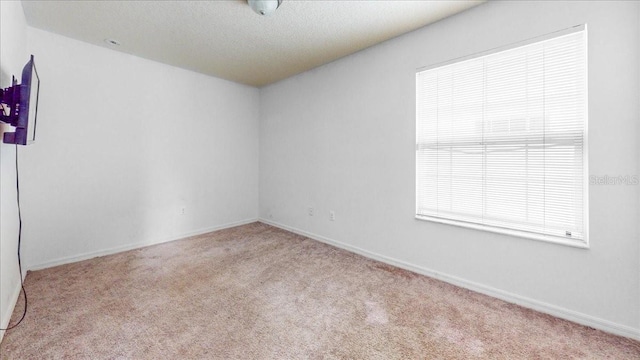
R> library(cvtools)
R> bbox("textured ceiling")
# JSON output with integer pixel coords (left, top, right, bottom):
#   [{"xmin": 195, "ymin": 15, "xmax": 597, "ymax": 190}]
[{"xmin": 21, "ymin": 0, "xmax": 483, "ymax": 87}]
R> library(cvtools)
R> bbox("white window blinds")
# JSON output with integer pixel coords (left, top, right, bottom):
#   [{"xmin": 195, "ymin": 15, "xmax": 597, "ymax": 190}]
[{"xmin": 416, "ymin": 26, "xmax": 588, "ymax": 246}]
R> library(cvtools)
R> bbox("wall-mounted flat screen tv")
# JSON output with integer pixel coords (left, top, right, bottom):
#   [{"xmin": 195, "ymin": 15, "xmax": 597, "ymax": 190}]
[{"xmin": 1, "ymin": 55, "xmax": 40, "ymax": 145}]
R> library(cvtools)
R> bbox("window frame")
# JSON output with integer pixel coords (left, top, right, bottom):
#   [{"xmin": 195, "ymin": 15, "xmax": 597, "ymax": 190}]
[{"xmin": 414, "ymin": 24, "xmax": 589, "ymax": 249}]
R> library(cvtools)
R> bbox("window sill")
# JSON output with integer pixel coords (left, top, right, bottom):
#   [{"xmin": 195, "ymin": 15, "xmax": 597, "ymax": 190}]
[{"xmin": 415, "ymin": 215, "xmax": 589, "ymax": 249}]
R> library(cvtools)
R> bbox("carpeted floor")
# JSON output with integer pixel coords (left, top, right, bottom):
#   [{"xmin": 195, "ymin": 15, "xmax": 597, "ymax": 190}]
[{"xmin": 1, "ymin": 223, "xmax": 639, "ymax": 359}]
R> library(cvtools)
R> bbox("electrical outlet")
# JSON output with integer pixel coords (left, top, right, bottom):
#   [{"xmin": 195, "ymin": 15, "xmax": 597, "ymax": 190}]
[
  {"xmin": 308, "ymin": 207, "xmax": 314, "ymax": 216},
  {"xmin": 180, "ymin": 206, "xmax": 186, "ymax": 215},
  {"xmin": 330, "ymin": 211, "xmax": 335, "ymax": 221}
]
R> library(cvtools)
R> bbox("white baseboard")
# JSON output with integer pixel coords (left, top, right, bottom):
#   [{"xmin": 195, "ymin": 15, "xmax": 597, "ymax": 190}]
[
  {"xmin": 0, "ymin": 279, "xmax": 23, "ymax": 343},
  {"xmin": 259, "ymin": 218, "xmax": 640, "ymax": 341},
  {"xmin": 29, "ymin": 218, "xmax": 258, "ymax": 271}
]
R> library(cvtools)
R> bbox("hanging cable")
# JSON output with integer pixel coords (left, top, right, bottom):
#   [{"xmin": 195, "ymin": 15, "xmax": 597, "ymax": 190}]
[{"xmin": 1, "ymin": 144, "xmax": 28, "ymax": 331}]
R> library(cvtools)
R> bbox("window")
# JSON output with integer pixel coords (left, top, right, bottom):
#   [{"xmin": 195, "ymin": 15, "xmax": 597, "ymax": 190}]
[{"xmin": 415, "ymin": 25, "xmax": 588, "ymax": 247}]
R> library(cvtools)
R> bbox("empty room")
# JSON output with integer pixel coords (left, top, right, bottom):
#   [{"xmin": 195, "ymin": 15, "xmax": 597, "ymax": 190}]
[{"xmin": 1, "ymin": 0, "xmax": 639, "ymax": 358}]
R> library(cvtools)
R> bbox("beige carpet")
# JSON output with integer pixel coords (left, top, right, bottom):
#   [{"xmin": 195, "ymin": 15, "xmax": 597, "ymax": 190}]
[{"xmin": 1, "ymin": 223, "xmax": 639, "ymax": 359}]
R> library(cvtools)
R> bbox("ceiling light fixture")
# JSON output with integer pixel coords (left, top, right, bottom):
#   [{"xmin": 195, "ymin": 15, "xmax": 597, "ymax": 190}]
[{"xmin": 248, "ymin": 0, "xmax": 282, "ymax": 16}]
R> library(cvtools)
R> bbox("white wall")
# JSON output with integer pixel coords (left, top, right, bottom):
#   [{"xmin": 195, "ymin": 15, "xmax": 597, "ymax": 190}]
[
  {"xmin": 0, "ymin": 0, "xmax": 28, "ymax": 340},
  {"xmin": 260, "ymin": 1, "xmax": 640, "ymax": 338},
  {"xmin": 21, "ymin": 28, "xmax": 259, "ymax": 269}
]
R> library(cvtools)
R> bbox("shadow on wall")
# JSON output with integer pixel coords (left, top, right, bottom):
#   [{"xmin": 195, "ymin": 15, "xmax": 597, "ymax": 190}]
[{"xmin": 1, "ymin": 68, "xmax": 12, "ymax": 138}]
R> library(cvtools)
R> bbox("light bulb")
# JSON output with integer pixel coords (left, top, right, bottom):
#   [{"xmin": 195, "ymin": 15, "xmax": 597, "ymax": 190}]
[{"xmin": 248, "ymin": 0, "xmax": 282, "ymax": 16}]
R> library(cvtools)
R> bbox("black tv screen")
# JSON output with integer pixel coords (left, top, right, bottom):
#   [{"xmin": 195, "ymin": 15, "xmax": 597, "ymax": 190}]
[{"xmin": 24, "ymin": 55, "xmax": 40, "ymax": 144}]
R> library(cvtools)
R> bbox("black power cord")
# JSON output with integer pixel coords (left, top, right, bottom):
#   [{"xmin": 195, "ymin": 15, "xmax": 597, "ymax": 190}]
[{"xmin": 1, "ymin": 144, "xmax": 28, "ymax": 331}]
